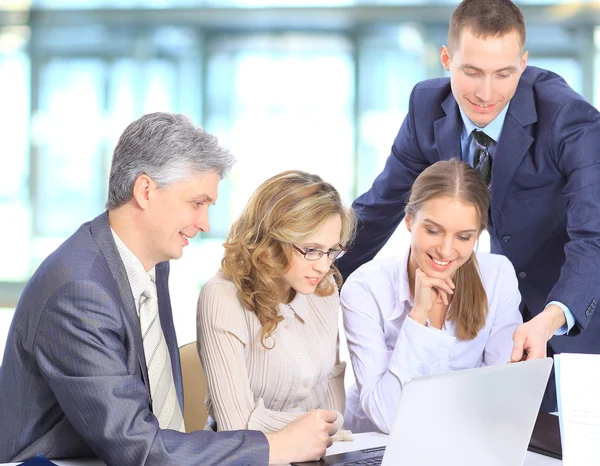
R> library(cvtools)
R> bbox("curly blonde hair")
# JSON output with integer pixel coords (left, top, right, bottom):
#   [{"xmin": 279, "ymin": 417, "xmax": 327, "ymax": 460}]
[{"xmin": 221, "ymin": 170, "xmax": 356, "ymax": 348}]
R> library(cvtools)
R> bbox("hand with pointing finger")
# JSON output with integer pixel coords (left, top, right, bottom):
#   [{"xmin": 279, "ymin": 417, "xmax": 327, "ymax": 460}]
[{"xmin": 510, "ymin": 303, "xmax": 566, "ymax": 362}]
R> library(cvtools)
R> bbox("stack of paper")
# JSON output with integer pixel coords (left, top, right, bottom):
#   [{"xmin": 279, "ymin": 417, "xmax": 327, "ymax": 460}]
[{"xmin": 554, "ymin": 353, "xmax": 600, "ymax": 466}]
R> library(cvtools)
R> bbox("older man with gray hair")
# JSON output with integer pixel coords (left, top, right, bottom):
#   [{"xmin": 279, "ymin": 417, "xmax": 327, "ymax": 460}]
[{"xmin": 0, "ymin": 112, "xmax": 338, "ymax": 465}]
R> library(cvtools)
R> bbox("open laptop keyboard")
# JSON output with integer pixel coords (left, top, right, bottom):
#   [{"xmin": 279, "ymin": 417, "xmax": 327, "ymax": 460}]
[{"xmin": 334, "ymin": 455, "xmax": 383, "ymax": 466}]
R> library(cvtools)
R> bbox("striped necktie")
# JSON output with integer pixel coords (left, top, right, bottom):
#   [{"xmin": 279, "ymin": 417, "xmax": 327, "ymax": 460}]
[
  {"xmin": 139, "ymin": 278, "xmax": 185, "ymax": 432},
  {"xmin": 472, "ymin": 129, "xmax": 494, "ymax": 188}
]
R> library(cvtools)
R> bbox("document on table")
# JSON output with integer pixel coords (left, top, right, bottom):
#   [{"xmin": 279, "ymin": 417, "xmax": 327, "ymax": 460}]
[{"xmin": 554, "ymin": 353, "xmax": 600, "ymax": 466}]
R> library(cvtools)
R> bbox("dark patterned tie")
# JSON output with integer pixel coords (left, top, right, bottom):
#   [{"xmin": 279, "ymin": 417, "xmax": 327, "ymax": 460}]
[{"xmin": 472, "ymin": 129, "xmax": 494, "ymax": 188}]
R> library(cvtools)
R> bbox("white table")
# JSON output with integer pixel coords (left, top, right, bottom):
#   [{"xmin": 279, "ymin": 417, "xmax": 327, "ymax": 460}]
[
  {"xmin": 1, "ymin": 432, "xmax": 561, "ymax": 465},
  {"xmin": 327, "ymin": 432, "xmax": 561, "ymax": 466}
]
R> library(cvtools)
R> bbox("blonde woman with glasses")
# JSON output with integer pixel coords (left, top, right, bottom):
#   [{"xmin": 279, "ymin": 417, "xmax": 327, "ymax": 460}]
[{"xmin": 197, "ymin": 170, "xmax": 356, "ymax": 437}]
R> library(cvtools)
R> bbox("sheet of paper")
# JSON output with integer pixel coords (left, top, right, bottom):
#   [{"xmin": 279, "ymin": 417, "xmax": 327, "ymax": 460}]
[{"xmin": 554, "ymin": 353, "xmax": 600, "ymax": 466}]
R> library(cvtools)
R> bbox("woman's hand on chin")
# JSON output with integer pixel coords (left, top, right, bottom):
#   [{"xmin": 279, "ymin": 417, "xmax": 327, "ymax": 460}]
[{"xmin": 410, "ymin": 267, "xmax": 454, "ymax": 325}]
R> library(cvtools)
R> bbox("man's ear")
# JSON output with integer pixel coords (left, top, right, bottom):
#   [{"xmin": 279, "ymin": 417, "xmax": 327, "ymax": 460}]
[
  {"xmin": 440, "ymin": 45, "xmax": 451, "ymax": 71},
  {"xmin": 132, "ymin": 174, "xmax": 154, "ymax": 209},
  {"xmin": 520, "ymin": 50, "xmax": 528, "ymax": 72}
]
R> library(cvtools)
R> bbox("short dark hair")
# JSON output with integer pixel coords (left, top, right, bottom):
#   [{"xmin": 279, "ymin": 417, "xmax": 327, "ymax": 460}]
[{"xmin": 448, "ymin": 0, "xmax": 526, "ymax": 52}]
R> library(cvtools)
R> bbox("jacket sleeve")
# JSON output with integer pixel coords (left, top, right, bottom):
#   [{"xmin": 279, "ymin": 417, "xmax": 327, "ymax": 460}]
[
  {"xmin": 482, "ymin": 256, "xmax": 523, "ymax": 366},
  {"xmin": 547, "ymin": 98, "xmax": 600, "ymax": 330},
  {"xmin": 336, "ymin": 85, "xmax": 431, "ymax": 281},
  {"xmin": 35, "ymin": 279, "xmax": 269, "ymax": 466}
]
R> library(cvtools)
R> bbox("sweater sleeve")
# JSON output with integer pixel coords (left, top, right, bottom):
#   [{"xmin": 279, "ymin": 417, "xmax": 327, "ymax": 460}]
[{"xmin": 196, "ymin": 279, "xmax": 303, "ymax": 433}]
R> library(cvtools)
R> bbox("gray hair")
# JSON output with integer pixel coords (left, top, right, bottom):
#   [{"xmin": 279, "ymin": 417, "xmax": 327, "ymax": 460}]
[{"xmin": 106, "ymin": 112, "xmax": 235, "ymax": 210}]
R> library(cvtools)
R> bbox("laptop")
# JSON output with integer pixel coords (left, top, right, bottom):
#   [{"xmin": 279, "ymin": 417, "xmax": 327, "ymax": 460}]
[
  {"xmin": 527, "ymin": 411, "xmax": 562, "ymax": 459},
  {"xmin": 293, "ymin": 358, "xmax": 553, "ymax": 466}
]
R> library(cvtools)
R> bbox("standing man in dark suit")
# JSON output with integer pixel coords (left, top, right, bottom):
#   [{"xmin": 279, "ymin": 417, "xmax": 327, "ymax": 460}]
[
  {"xmin": 337, "ymin": 0, "xmax": 600, "ymax": 412},
  {"xmin": 0, "ymin": 112, "xmax": 338, "ymax": 465}
]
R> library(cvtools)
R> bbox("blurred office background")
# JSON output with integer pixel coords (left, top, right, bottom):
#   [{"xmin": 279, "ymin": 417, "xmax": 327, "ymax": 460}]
[{"xmin": 1, "ymin": 1, "xmax": 599, "ymax": 372}]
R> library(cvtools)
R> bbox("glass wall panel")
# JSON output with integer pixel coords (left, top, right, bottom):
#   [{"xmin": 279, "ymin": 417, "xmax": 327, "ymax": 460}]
[
  {"xmin": 355, "ymin": 25, "xmax": 431, "ymax": 198},
  {"xmin": 29, "ymin": 0, "xmax": 583, "ymax": 7},
  {"xmin": 527, "ymin": 57, "xmax": 583, "ymax": 95},
  {"xmin": 0, "ymin": 48, "xmax": 30, "ymax": 281},
  {"xmin": 33, "ymin": 58, "xmax": 106, "ymax": 238},
  {"xmin": 204, "ymin": 33, "xmax": 355, "ymax": 223}
]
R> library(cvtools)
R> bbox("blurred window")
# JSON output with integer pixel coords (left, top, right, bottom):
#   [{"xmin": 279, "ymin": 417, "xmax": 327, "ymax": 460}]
[
  {"xmin": 0, "ymin": 38, "xmax": 30, "ymax": 282},
  {"xmin": 204, "ymin": 34, "xmax": 355, "ymax": 230},
  {"xmin": 33, "ymin": 58, "xmax": 106, "ymax": 237},
  {"xmin": 527, "ymin": 57, "xmax": 583, "ymax": 95},
  {"xmin": 0, "ymin": 1, "xmax": 598, "ymax": 358},
  {"xmin": 355, "ymin": 26, "xmax": 430, "ymax": 197}
]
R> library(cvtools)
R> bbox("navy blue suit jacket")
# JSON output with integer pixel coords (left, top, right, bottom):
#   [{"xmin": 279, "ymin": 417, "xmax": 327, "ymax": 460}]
[
  {"xmin": 337, "ymin": 67, "xmax": 600, "ymax": 408},
  {"xmin": 0, "ymin": 212, "xmax": 269, "ymax": 465}
]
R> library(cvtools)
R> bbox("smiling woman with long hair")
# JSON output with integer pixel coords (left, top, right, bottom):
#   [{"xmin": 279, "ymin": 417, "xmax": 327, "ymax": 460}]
[
  {"xmin": 342, "ymin": 159, "xmax": 523, "ymax": 434},
  {"xmin": 197, "ymin": 170, "xmax": 356, "ymax": 434}
]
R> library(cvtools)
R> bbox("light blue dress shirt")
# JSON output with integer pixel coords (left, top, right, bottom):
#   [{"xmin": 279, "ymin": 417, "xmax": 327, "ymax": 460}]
[
  {"xmin": 459, "ymin": 105, "xmax": 507, "ymax": 165},
  {"xmin": 458, "ymin": 106, "xmax": 574, "ymax": 335}
]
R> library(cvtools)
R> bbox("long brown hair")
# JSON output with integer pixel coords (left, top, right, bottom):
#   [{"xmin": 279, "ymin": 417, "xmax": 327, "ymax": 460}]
[
  {"xmin": 449, "ymin": 0, "xmax": 526, "ymax": 52},
  {"xmin": 221, "ymin": 170, "xmax": 356, "ymax": 348},
  {"xmin": 405, "ymin": 159, "xmax": 489, "ymax": 340}
]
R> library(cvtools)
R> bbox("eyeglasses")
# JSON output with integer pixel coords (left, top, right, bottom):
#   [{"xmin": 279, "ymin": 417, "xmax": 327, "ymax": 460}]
[{"xmin": 292, "ymin": 244, "xmax": 346, "ymax": 261}]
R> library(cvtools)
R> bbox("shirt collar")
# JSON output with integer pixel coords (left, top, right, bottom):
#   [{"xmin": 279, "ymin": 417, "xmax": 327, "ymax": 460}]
[
  {"xmin": 111, "ymin": 228, "xmax": 155, "ymax": 306},
  {"xmin": 459, "ymin": 103, "xmax": 509, "ymax": 143},
  {"xmin": 281, "ymin": 288, "xmax": 310, "ymax": 322}
]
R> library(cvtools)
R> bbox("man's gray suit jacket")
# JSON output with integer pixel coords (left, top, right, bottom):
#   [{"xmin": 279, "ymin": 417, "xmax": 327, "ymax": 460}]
[{"xmin": 0, "ymin": 212, "xmax": 269, "ymax": 465}]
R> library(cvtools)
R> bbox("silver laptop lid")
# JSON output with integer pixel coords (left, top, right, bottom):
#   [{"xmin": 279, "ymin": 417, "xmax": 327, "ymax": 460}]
[{"xmin": 382, "ymin": 357, "xmax": 553, "ymax": 466}]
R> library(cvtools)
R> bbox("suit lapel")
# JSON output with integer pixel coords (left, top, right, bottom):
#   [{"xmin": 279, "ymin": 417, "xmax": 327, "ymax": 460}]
[
  {"xmin": 89, "ymin": 212, "xmax": 151, "ymax": 392},
  {"xmin": 491, "ymin": 84, "xmax": 537, "ymax": 223},
  {"xmin": 434, "ymin": 93, "xmax": 463, "ymax": 162},
  {"xmin": 155, "ymin": 261, "xmax": 184, "ymax": 411}
]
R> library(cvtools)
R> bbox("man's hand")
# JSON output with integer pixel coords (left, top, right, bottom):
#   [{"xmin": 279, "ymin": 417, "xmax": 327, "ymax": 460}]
[
  {"xmin": 266, "ymin": 409, "xmax": 338, "ymax": 465},
  {"xmin": 510, "ymin": 304, "xmax": 567, "ymax": 362}
]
